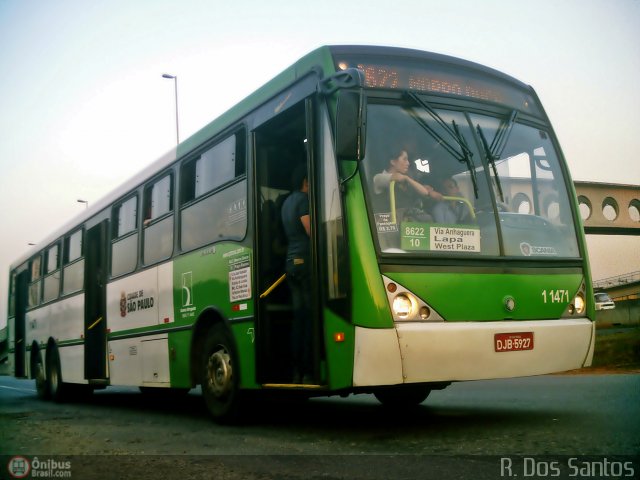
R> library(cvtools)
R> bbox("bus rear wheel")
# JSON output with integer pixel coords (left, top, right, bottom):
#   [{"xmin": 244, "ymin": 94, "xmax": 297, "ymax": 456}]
[
  {"xmin": 200, "ymin": 324, "xmax": 242, "ymax": 423},
  {"xmin": 47, "ymin": 347, "xmax": 69, "ymax": 403},
  {"xmin": 374, "ymin": 385, "xmax": 431, "ymax": 407},
  {"xmin": 33, "ymin": 350, "xmax": 50, "ymax": 400}
]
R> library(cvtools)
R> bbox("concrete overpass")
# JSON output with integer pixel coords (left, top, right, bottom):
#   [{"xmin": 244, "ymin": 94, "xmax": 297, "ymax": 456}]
[
  {"xmin": 593, "ymin": 271, "xmax": 640, "ymax": 301},
  {"xmin": 572, "ymin": 182, "xmax": 639, "ymax": 325},
  {"xmin": 574, "ymin": 181, "xmax": 640, "ymax": 235},
  {"xmin": 593, "ymin": 271, "xmax": 640, "ymax": 326}
]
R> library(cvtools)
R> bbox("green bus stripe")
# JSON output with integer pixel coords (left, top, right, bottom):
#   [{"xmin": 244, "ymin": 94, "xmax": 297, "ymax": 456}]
[{"xmin": 108, "ymin": 324, "xmax": 192, "ymax": 341}]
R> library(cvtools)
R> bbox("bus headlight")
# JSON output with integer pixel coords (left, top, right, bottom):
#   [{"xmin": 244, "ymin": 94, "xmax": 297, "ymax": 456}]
[
  {"xmin": 383, "ymin": 275, "xmax": 444, "ymax": 322},
  {"xmin": 563, "ymin": 281, "xmax": 588, "ymax": 318},
  {"xmin": 392, "ymin": 294, "xmax": 414, "ymax": 319},
  {"xmin": 573, "ymin": 293, "xmax": 586, "ymax": 315},
  {"xmin": 566, "ymin": 292, "xmax": 586, "ymax": 316}
]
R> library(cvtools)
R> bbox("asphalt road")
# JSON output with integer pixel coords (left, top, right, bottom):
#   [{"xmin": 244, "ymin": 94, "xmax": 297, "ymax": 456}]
[{"xmin": 1, "ymin": 374, "xmax": 638, "ymax": 479}]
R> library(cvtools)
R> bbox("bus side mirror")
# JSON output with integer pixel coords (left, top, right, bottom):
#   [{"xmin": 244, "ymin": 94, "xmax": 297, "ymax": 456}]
[{"xmin": 335, "ymin": 90, "xmax": 366, "ymax": 161}]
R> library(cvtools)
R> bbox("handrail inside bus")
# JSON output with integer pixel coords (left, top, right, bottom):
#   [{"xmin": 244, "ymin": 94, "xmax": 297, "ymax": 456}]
[
  {"xmin": 88, "ymin": 316, "xmax": 103, "ymax": 330},
  {"xmin": 441, "ymin": 196, "xmax": 476, "ymax": 220},
  {"xmin": 260, "ymin": 273, "xmax": 287, "ymax": 299},
  {"xmin": 390, "ymin": 180, "xmax": 397, "ymax": 224}
]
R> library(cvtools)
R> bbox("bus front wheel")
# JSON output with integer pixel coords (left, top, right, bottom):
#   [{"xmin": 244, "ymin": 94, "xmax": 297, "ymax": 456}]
[
  {"xmin": 200, "ymin": 324, "xmax": 242, "ymax": 423},
  {"xmin": 374, "ymin": 385, "xmax": 431, "ymax": 407}
]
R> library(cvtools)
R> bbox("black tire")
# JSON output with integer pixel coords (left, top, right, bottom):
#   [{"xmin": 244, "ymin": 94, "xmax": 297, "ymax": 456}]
[
  {"xmin": 33, "ymin": 350, "xmax": 50, "ymax": 400},
  {"xmin": 47, "ymin": 347, "xmax": 69, "ymax": 403},
  {"xmin": 200, "ymin": 323, "xmax": 242, "ymax": 423},
  {"xmin": 374, "ymin": 385, "xmax": 431, "ymax": 407}
]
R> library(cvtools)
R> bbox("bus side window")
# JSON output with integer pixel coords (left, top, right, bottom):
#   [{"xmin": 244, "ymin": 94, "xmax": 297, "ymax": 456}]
[
  {"xmin": 43, "ymin": 243, "xmax": 61, "ymax": 303},
  {"xmin": 28, "ymin": 254, "xmax": 42, "ymax": 308},
  {"xmin": 180, "ymin": 132, "xmax": 247, "ymax": 251},
  {"xmin": 62, "ymin": 229, "xmax": 84, "ymax": 295},
  {"xmin": 143, "ymin": 174, "xmax": 174, "ymax": 265},
  {"xmin": 111, "ymin": 195, "xmax": 139, "ymax": 277}
]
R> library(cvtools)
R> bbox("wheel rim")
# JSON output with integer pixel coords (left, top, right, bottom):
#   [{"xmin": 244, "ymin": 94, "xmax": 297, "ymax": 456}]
[{"xmin": 206, "ymin": 347, "xmax": 232, "ymax": 397}]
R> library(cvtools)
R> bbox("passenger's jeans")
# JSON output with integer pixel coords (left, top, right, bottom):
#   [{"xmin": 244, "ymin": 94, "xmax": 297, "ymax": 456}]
[{"xmin": 285, "ymin": 257, "xmax": 312, "ymax": 377}]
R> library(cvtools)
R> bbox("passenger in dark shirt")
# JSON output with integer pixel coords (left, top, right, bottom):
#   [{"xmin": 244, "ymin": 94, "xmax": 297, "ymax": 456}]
[
  {"xmin": 432, "ymin": 177, "xmax": 473, "ymax": 224},
  {"xmin": 281, "ymin": 165, "xmax": 312, "ymax": 384}
]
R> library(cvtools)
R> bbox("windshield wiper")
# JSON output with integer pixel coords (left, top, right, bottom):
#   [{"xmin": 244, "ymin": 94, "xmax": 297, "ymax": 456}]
[
  {"xmin": 491, "ymin": 110, "xmax": 518, "ymax": 159},
  {"xmin": 452, "ymin": 120, "xmax": 479, "ymax": 199},
  {"xmin": 476, "ymin": 110, "xmax": 518, "ymax": 203},
  {"xmin": 476, "ymin": 124, "xmax": 504, "ymax": 202},
  {"xmin": 406, "ymin": 92, "xmax": 479, "ymax": 198},
  {"xmin": 405, "ymin": 95, "xmax": 464, "ymax": 160}
]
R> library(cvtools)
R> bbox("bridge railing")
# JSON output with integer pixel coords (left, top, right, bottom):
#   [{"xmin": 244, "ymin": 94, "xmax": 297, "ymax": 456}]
[{"xmin": 593, "ymin": 271, "xmax": 640, "ymax": 290}]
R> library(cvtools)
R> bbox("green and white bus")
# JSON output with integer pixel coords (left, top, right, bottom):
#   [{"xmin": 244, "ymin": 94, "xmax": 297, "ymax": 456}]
[{"xmin": 6, "ymin": 46, "xmax": 595, "ymax": 421}]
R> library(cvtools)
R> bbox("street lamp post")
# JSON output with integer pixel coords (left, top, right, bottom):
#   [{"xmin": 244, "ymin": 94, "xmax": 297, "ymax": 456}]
[
  {"xmin": 77, "ymin": 199, "xmax": 88, "ymax": 209},
  {"xmin": 162, "ymin": 73, "xmax": 180, "ymax": 145}
]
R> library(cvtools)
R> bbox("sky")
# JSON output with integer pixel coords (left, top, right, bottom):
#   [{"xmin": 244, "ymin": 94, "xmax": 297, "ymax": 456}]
[{"xmin": 1, "ymin": 0, "xmax": 639, "ymax": 326}]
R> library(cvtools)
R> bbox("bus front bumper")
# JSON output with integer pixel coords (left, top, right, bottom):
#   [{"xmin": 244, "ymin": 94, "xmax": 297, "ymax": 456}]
[{"xmin": 352, "ymin": 319, "xmax": 595, "ymax": 387}]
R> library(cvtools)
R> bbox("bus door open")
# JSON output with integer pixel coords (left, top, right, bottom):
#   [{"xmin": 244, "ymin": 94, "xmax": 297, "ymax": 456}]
[
  {"xmin": 13, "ymin": 269, "xmax": 29, "ymax": 377},
  {"xmin": 84, "ymin": 220, "xmax": 109, "ymax": 381},
  {"xmin": 253, "ymin": 99, "xmax": 323, "ymax": 385}
]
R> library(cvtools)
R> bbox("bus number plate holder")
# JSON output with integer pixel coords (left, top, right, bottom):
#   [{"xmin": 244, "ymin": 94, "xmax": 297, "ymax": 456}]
[{"xmin": 494, "ymin": 332, "xmax": 534, "ymax": 352}]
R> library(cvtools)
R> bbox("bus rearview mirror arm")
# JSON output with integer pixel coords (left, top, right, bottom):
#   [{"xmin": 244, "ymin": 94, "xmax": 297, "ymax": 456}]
[
  {"xmin": 320, "ymin": 68, "xmax": 367, "ymax": 162},
  {"xmin": 335, "ymin": 88, "xmax": 367, "ymax": 161}
]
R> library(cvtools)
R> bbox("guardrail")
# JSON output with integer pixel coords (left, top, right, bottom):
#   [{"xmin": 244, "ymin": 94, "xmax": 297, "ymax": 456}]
[{"xmin": 593, "ymin": 271, "xmax": 640, "ymax": 290}]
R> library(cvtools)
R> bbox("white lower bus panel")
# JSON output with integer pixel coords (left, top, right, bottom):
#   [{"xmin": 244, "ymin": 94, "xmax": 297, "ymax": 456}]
[
  {"xmin": 353, "ymin": 319, "xmax": 595, "ymax": 386},
  {"xmin": 59, "ymin": 344, "xmax": 87, "ymax": 384},
  {"xmin": 108, "ymin": 334, "xmax": 170, "ymax": 387}
]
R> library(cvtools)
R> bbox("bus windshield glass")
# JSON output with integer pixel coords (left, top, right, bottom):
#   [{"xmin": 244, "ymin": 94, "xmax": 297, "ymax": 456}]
[{"xmin": 362, "ymin": 101, "xmax": 581, "ymax": 258}]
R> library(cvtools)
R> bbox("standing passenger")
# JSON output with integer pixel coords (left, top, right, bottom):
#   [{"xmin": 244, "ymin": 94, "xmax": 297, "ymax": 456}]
[{"xmin": 281, "ymin": 164, "xmax": 313, "ymax": 384}]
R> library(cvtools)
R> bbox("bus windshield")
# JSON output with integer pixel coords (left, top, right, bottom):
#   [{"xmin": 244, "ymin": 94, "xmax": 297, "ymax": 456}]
[{"xmin": 362, "ymin": 101, "xmax": 581, "ymax": 258}]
